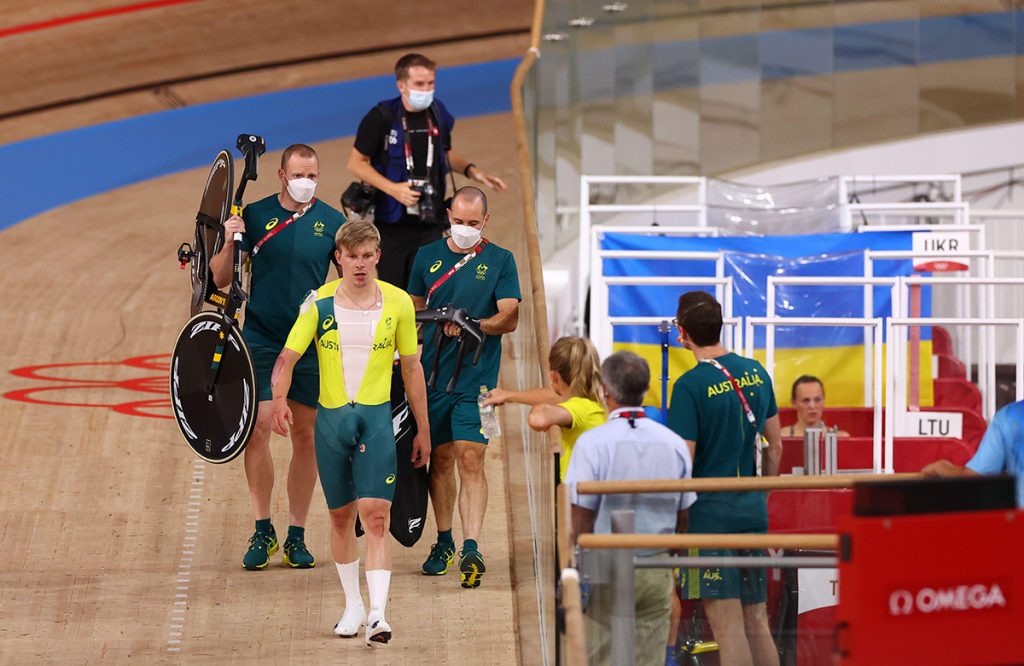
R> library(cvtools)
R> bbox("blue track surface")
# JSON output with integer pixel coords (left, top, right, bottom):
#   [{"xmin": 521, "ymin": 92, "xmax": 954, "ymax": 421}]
[
  {"xmin": 2, "ymin": 9, "xmax": 1020, "ymax": 230},
  {"xmin": 0, "ymin": 58, "xmax": 517, "ymax": 230}
]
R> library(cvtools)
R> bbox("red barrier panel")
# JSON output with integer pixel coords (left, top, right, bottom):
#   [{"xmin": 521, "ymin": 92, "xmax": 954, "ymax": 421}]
[
  {"xmin": 836, "ymin": 509, "xmax": 1024, "ymax": 665},
  {"xmin": 779, "ymin": 437, "xmax": 972, "ymax": 474},
  {"xmin": 778, "ymin": 407, "xmax": 985, "ymax": 451}
]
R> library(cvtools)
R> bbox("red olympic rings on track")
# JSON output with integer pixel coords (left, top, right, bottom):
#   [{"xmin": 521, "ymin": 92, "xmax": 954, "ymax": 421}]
[{"xmin": 4, "ymin": 354, "xmax": 173, "ymax": 420}]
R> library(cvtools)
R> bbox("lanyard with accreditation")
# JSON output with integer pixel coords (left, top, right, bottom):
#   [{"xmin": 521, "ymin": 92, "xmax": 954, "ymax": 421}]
[
  {"xmin": 700, "ymin": 356, "xmax": 769, "ymax": 475},
  {"xmin": 425, "ymin": 239, "xmax": 490, "ymax": 306},
  {"xmin": 612, "ymin": 409, "xmax": 647, "ymax": 429},
  {"xmin": 250, "ymin": 199, "xmax": 316, "ymax": 256}
]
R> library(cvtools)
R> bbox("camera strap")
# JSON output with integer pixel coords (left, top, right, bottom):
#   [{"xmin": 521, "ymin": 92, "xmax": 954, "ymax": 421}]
[
  {"xmin": 425, "ymin": 239, "xmax": 490, "ymax": 306},
  {"xmin": 401, "ymin": 109, "xmax": 436, "ymax": 180},
  {"xmin": 431, "ymin": 102, "xmax": 458, "ymax": 194},
  {"xmin": 251, "ymin": 199, "xmax": 316, "ymax": 256}
]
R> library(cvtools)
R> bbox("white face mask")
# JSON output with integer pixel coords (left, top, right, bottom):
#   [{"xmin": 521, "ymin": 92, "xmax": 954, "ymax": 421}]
[
  {"xmin": 407, "ymin": 89, "xmax": 434, "ymax": 112},
  {"xmin": 286, "ymin": 177, "xmax": 317, "ymax": 203},
  {"xmin": 450, "ymin": 223, "xmax": 482, "ymax": 249}
]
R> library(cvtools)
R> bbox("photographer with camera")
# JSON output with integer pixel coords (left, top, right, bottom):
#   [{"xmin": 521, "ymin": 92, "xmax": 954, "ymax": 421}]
[{"xmin": 345, "ymin": 53, "xmax": 507, "ymax": 289}]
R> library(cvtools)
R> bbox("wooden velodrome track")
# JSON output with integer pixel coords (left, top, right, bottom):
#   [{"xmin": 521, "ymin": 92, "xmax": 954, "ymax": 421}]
[{"xmin": 0, "ymin": 3, "xmax": 554, "ymax": 663}]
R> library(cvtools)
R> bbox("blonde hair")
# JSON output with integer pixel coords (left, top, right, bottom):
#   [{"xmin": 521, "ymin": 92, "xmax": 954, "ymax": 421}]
[
  {"xmin": 549, "ymin": 337, "xmax": 604, "ymax": 406},
  {"xmin": 335, "ymin": 219, "xmax": 381, "ymax": 252}
]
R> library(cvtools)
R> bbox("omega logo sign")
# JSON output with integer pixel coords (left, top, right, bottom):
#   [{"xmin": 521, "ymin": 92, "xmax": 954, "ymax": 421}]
[{"xmin": 889, "ymin": 584, "xmax": 1007, "ymax": 616}]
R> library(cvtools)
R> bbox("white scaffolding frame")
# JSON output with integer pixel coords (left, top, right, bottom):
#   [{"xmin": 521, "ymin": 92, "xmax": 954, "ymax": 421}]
[
  {"xmin": 839, "ymin": 174, "xmax": 963, "ymax": 202},
  {"xmin": 864, "ymin": 224, "xmax": 988, "ymax": 384},
  {"xmin": 744, "ymin": 316, "xmax": 885, "ymax": 473},
  {"xmin": 886, "ymin": 317, "xmax": 1024, "ymax": 472},
  {"xmin": 584, "ymin": 226, "xmax": 719, "ymax": 336},
  {"xmin": 577, "ymin": 175, "xmax": 709, "ymax": 334},
  {"xmin": 899, "ymin": 277, "xmax": 1024, "ymax": 420},
  {"xmin": 839, "ymin": 174, "xmax": 964, "ymax": 231},
  {"xmin": 607, "ymin": 317, "xmax": 743, "ymax": 358},
  {"xmin": 606, "ymin": 317, "xmax": 744, "ymax": 403},
  {"xmin": 766, "ymin": 276, "xmax": 900, "ymax": 407},
  {"xmin": 593, "ymin": 276, "xmax": 733, "ymax": 359}
]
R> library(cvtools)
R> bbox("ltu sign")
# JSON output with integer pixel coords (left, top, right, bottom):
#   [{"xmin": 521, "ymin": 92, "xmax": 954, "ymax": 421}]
[{"xmin": 889, "ymin": 583, "xmax": 1007, "ymax": 616}]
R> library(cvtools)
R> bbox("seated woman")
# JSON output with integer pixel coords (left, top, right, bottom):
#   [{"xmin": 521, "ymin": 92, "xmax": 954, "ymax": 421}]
[
  {"xmin": 785, "ymin": 375, "xmax": 850, "ymax": 437},
  {"xmin": 484, "ymin": 336, "xmax": 606, "ymax": 480}
]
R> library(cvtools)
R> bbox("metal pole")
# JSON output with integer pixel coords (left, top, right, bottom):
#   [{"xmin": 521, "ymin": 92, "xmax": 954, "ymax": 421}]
[
  {"xmin": 577, "ymin": 176, "xmax": 590, "ymax": 335},
  {"xmin": 660, "ymin": 320, "xmax": 670, "ymax": 419},
  {"xmin": 610, "ymin": 510, "xmax": 636, "ymax": 666}
]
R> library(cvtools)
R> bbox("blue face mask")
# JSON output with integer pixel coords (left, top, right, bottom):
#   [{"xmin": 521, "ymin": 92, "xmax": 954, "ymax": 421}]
[{"xmin": 407, "ymin": 89, "xmax": 434, "ymax": 111}]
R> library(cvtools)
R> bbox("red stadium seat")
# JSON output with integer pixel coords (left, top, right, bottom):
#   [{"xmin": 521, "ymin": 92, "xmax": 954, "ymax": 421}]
[
  {"xmin": 933, "ymin": 378, "xmax": 983, "ymax": 414},
  {"xmin": 779, "ymin": 405, "xmax": 985, "ymax": 450},
  {"xmin": 892, "ymin": 437, "xmax": 973, "ymax": 469},
  {"xmin": 935, "ymin": 353, "xmax": 966, "ymax": 379},
  {"xmin": 932, "ymin": 325, "xmax": 954, "ymax": 356}
]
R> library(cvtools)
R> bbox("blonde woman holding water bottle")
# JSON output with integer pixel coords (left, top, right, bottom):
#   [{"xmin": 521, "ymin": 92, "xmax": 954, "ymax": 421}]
[{"xmin": 484, "ymin": 336, "xmax": 606, "ymax": 481}]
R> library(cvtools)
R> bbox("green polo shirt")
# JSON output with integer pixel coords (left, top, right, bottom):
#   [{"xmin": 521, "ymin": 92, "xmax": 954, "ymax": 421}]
[
  {"xmin": 408, "ymin": 238, "xmax": 521, "ymax": 394},
  {"xmin": 239, "ymin": 194, "xmax": 345, "ymax": 349},
  {"xmin": 667, "ymin": 353, "xmax": 778, "ymax": 533}
]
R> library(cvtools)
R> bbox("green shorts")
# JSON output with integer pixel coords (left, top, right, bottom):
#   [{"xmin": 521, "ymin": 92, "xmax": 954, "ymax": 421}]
[
  {"xmin": 246, "ymin": 337, "xmax": 318, "ymax": 407},
  {"xmin": 427, "ymin": 388, "xmax": 487, "ymax": 447},
  {"xmin": 678, "ymin": 546, "xmax": 768, "ymax": 605},
  {"xmin": 314, "ymin": 402, "xmax": 397, "ymax": 509}
]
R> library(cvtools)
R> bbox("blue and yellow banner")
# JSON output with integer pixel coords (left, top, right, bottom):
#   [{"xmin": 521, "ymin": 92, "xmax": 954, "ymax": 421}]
[{"xmin": 601, "ymin": 230, "xmax": 933, "ymax": 410}]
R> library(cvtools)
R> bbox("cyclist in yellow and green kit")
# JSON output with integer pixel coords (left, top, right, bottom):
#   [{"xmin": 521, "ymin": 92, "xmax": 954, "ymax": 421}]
[{"xmin": 271, "ymin": 219, "xmax": 430, "ymax": 648}]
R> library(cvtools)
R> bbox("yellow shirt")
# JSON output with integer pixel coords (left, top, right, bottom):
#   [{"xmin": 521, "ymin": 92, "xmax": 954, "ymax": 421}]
[
  {"xmin": 558, "ymin": 396, "xmax": 607, "ymax": 480},
  {"xmin": 284, "ymin": 279, "xmax": 417, "ymax": 408}
]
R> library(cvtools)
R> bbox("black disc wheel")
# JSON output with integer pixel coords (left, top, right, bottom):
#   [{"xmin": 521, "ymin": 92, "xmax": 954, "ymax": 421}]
[
  {"xmin": 188, "ymin": 149, "xmax": 232, "ymax": 316},
  {"xmin": 170, "ymin": 311, "xmax": 256, "ymax": 463}
]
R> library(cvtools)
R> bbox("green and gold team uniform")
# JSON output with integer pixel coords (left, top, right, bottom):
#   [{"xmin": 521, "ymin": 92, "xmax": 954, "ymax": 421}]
[
  {"xmin": 240, "ymin": 194, "xmax": 345, "ymax": 406},
  {"xmin": 284, "ymin": 279, "xmax": 418, "ymax": 508},
  {"xmin": 667, "ymin": 353, "xmax": 778, "ymax": 603},
  {"xmin": 408, "ymin": 238, "xmax": 521, "ymax": 446}
]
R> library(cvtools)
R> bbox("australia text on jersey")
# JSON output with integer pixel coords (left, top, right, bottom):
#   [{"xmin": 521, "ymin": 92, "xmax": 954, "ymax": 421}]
[{"xmin": 707, "ymin": 371, "xmax": 764, "ymax": 398}]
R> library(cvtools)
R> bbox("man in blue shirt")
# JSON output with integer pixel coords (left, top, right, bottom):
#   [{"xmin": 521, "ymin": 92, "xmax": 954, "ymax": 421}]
[
  {"xmin": 566, "ymin": 351, "xmax": 696, "ymax": 666},
  {"xmin": 923, "ymin": 399, "xmax": 1024, "ymax": 507}
]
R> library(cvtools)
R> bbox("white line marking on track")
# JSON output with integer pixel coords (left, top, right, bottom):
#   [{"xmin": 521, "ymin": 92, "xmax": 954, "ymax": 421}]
[{"xmin": 167, "ymin": 459, "xmax": 208, "ymax": 655}]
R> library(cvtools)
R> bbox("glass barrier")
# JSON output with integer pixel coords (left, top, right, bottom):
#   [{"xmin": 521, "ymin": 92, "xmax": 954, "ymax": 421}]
[{"xmin": 525, "ymin": 0, "xmax": 1024, "ymax": 260}]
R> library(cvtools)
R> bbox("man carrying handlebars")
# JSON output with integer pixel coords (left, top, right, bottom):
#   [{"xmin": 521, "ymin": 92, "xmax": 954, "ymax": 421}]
[{"xmin": 407, "ymin": 186, "xmax": 521, "ymax": 588}]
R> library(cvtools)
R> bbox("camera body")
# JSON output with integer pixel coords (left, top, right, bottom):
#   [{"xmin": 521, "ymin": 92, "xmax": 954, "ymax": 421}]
[
  {"xmin": 408, "ymin": 179, "xmax": 437, "ymax": 221},
  {"xmin": 341, "ymin": 181, "xmax": 376, "ymax": 219}
]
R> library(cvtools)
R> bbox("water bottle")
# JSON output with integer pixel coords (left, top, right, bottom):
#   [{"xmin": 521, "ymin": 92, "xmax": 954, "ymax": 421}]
[{"xmin": 478, "ymin": 385, "xmax": 501, "ymax": 439}]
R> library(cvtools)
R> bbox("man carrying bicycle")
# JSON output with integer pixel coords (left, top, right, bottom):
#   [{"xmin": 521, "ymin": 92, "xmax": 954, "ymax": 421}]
[{"xmin": 210, "ymin": 143, "xmax": 346, "ymax": 570}]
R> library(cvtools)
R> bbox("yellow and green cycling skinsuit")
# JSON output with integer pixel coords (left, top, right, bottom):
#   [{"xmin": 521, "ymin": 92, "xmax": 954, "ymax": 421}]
[{"xmin": 284, "ymin": 278, "xmax": 418, "ymax": 509}]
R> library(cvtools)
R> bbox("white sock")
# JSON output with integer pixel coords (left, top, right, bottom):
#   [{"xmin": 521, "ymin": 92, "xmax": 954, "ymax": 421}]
[
  {"xmin": 336, "ymin": 560, "xmax": 363, "ymax": 610},
  {"xmin": 365, "ymin": 569, "xmax": 391, "ymax": 616}
]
